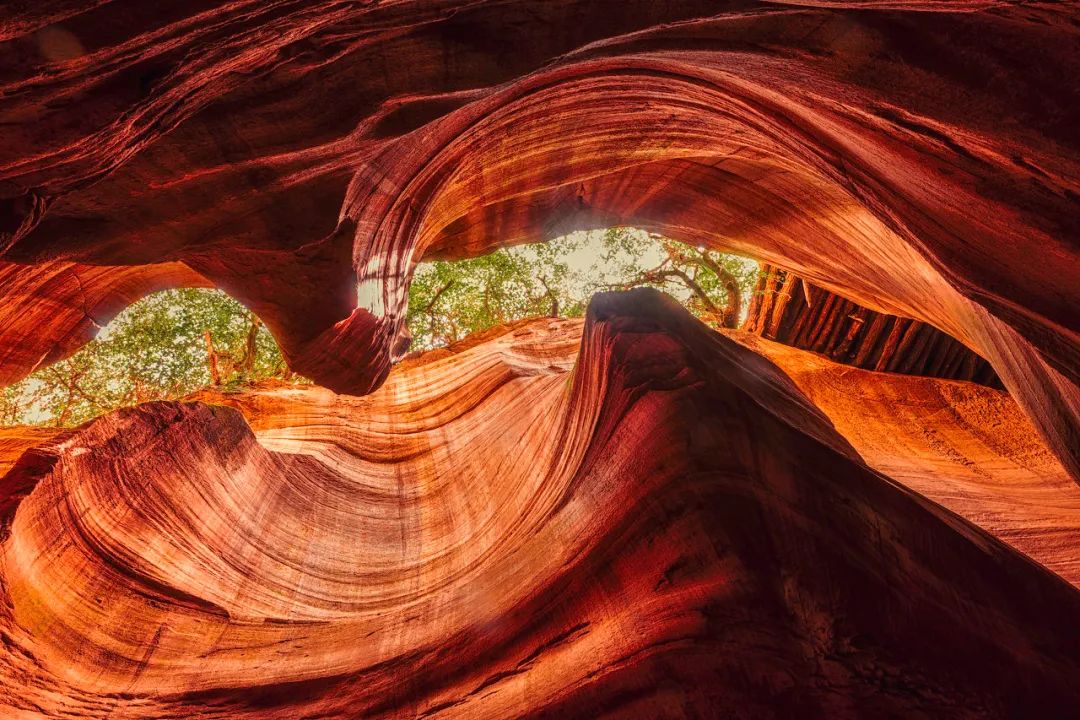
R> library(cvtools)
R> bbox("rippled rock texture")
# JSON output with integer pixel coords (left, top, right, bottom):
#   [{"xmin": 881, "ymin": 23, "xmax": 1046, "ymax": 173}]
[
  {"xmin": 0, "ymin": 293, "xmax": 1079, "ymax": 718},
  {"xmin": 1, "ymin": 0, "xmax": 1078, "ymax": 479},
  {"xmin": 2, "ymin": 2, "xmax": 1080, "ymax": 716}
]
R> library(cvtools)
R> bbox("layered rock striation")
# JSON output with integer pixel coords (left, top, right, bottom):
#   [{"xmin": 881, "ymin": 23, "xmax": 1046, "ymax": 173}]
[
  {"xmin": 2, "ymin": 2, "xmax": 1079, "ymax": 716},
  {"xmin": 0, "ymin": 0, "xmax": 1078, "ymax": 479},
  {"xmin": 0, "ymin": 293, "xmax": 1078, "ymax": 718}
]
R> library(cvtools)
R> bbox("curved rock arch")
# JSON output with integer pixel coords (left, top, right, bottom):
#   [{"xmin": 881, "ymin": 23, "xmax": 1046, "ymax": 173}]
[
  {"xmin": 4, "ymin": 4, "xmax": 1080, "ymax": 714},
  {"xmin": 1, "ymin": 1, "xmax": 1077, "ymax": 481}
]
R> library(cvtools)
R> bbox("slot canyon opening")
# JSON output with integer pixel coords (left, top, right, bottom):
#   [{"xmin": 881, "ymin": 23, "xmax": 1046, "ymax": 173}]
[
  {"xmin": 4, "ymin": 228, "xmax": 761, "ymax": 426},
  {"xmin": 2, "ymin": 228, "xmax": 1003, "ymax": 429},
  {"xmin": 0, "ymin": 288, "xmax": 294, "ymax": 427},
  {"xmin": 1, "ymin": 2, "xmax": 1079, "ymax": 717},
  {"xmin": 402, "ymin": 228, "xmax": 758, "ymax": 352}
]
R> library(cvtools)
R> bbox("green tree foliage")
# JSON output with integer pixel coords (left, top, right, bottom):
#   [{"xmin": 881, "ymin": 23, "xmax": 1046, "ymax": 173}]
[
  {"xmin": 2, "ymin": 229, "xmax": 758, "ymax": 427},
  {"xmin": 406, "ymin": 228, "xmax": 759, "ymax": 351},
  {"xmin": 406, "ymin": 238, "xmax": 580, "ymax": 349},
  {"xmin": 2, "ymin": 289, "xmax": 288, "ymax": 427}
]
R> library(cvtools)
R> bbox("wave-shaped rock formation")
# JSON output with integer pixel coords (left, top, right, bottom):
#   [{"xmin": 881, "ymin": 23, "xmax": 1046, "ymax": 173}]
[
  {"xmin": 1, "ymin": 0, "xmax": 1078, "ymax": 480},
  {"xmin": 2, "ymin": 2, "xmax": 1080, "ymax": 716},
  {"xmin": 1, "ymin": 292, "xmax": 1079, "ymax": 718}
]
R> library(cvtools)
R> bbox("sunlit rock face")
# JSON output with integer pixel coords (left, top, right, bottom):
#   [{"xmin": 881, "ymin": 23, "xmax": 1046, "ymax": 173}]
[
  {"xmin": 2, "ymin": 2, "xmax": 1079, "ymax": 716},
  {"xmin": 728, "ymin": 331, "xmax": 1080, "ymax": 589},
  {"xmin": 0, "ymin": 0, "xmax": 1078, "ymax": 479},
  {"xmin": 1, "ymin": 292, "xmax": 1079, "ymax": 718}
]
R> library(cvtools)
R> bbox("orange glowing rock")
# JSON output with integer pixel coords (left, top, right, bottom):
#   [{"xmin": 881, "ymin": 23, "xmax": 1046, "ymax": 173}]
[
  {"xmin": 1, "ymin": 2, "xmax": 1079, "ymax": 716},
  {"xmin": 0, "ymin": 292, "xmax": 1078, "ymax": 717},
  {"xmin": 0, "ymin": 1, "xmax": 1077, "ymax": 479}
]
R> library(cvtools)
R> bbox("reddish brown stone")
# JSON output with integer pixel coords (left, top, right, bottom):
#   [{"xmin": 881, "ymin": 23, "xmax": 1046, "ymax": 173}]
[
  {"xmin": 0, "ymin": 1, "xmax": 1077, "ymax": 477},
  {"xmin": 1, "ymin": 3, "xmax": 1079, "ymax": 716},
  {"xmin": 0, "ymin": 293, "xmax": 1078, "ymax": 718}
]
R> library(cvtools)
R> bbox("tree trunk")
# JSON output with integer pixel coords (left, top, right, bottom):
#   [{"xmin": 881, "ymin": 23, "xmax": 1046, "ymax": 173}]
[
  {"xmin": 744, "ymin": 270, "xmax": 1003, "ymax": 388},
  {"xmin": 237, "ymin": 317, "xmax": 261, "ymax": 377},
  {"xmin": 538, "ymin": 276, "xmax": 559, "ymax": 317},
  {"xmin": 694, "ymin": 252, "xmax": 743, "ymax": 328},
  {"xmin": 203, "ymin": 330, "xmax": 222, "ymax": 385}
]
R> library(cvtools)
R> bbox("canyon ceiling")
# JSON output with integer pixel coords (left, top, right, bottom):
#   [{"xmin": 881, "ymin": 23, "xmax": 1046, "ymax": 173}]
[{"xmin": 0, "ymin": 1, "xmax": 1078, "ymax": 718}]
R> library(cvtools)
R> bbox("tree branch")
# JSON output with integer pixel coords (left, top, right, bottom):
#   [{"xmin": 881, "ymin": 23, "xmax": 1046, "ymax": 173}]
[
  {"xmin": 420, "ymin": 280, "xmax": 455, "ymax": 316},
  {"xmin": 652, "ymin": 268, "xmax": 723, "ymax": 316},
  {"xmin": 690, "ymin": 251, "xmax": 742, "ymax": 328},
  {"xmin": 537, "ymin": 276, "xmax": 559, "ymax": 317},
  {"xmin": 612, "ymin": 267, "xmax": 723, "ymax": 319},
  {"xmin": 236, "ymin": 315, "xmax": 261, "ymax": 377}
]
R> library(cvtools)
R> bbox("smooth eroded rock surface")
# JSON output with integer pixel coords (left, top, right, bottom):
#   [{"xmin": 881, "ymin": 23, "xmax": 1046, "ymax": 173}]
[
  {"xmin": 0, "ymin": 292, "xmax": 1078, "ymax": 718},
  {"xmin": 1, "ymin": 0, "xmax": 1078, "ymax": 479}
]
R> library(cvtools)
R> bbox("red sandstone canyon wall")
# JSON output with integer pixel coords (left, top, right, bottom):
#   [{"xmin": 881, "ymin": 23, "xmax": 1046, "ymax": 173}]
[
  {"xmin": 1, "ymin": 2, "xmax": 1079, "ymax": 717},
  {"xmin": 1, "ymin": 293, "xmax": 1079, "ymax": 717},
  {"xmin": 1, "ymin": 0, "xmax": 1078, "ymax": 478}
]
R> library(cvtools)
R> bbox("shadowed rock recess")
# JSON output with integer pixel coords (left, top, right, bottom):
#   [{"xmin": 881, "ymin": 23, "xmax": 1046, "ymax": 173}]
[{"xmin": 1, "ymin": 2, "xmax": 1079, "ymax": 718}]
